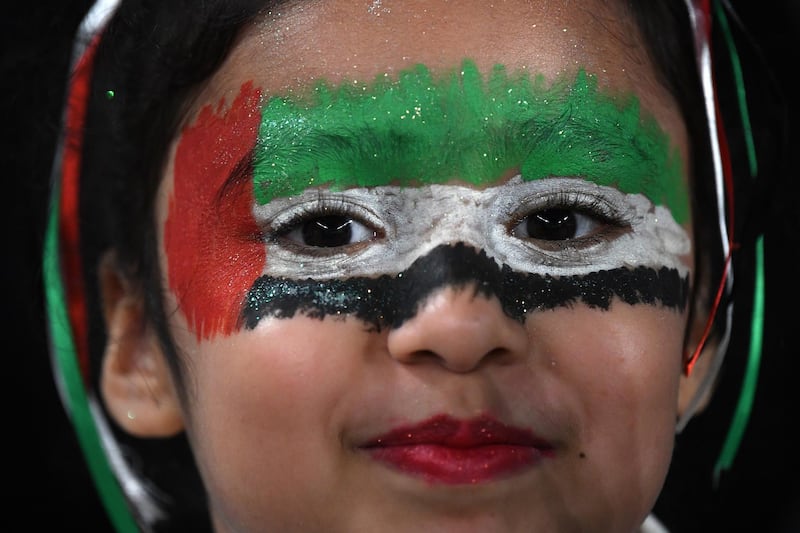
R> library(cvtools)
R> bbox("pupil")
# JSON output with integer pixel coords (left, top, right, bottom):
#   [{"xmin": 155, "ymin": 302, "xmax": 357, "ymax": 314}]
[
  {"xmin": 527, "ymin": 208, "xmax": 576, "ymax": 240},
  {"xmin": 302, "ymin": 215, "xmax": 353, "ymax": 247}
]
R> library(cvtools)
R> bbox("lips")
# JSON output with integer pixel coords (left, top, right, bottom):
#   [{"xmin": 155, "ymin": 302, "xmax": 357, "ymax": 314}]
[{"xmin": 362, "ymin": 414, "xmax": 554, "ymax": 484}]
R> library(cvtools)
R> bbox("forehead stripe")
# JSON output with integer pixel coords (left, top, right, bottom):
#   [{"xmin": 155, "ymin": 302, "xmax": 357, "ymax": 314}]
[{"xmin": 252, "ymin": 60, "xmax": 688, "ymax": 223}]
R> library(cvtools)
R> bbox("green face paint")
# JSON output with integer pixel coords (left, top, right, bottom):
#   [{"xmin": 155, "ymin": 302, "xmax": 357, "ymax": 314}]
[{"xmin": 253, "ymin": 59, "xmax": 688, "ymax": 223}]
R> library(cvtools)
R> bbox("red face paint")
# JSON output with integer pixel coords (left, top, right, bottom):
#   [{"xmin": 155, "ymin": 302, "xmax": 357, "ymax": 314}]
[{"xmin": 164, "ymin": 82, "xmax": 264, "ymax": 340}]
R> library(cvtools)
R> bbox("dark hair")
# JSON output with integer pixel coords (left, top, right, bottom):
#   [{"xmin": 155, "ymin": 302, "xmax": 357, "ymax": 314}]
[
  {"xmin": 627, "ymin": 0, "xmax": 724, "ymax": 355},
  {"xmin": 81, "ymin": 0, "xmax": 269, "ymax": 395},
  {"xmin": 76, "ymin": 1, "xmax": 726, "ymax": 530},
  {"xmin": 79, "ymin": 2, "xmax": 269, "ymax": 529}
]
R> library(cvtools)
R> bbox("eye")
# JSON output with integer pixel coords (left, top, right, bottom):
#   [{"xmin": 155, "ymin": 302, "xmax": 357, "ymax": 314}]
[
  {"xmin": 282, "ymin": 214, "xmax": 376, "ymax": 248},
  {"xmin": 512, "ymin": 208, "xmax": 599, "ymax": 241},
  {"xmin": 509, "ymin": 192, "xmax": 628, "ymax": 245},
  {"xmin": 268, "ymin": 196, "xmax": 383, "ymax": 254}
]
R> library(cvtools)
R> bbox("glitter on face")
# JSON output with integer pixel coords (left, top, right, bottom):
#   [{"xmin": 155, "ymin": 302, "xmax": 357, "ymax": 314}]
[
  {"xmin": 240, "ymin": 243, "xmax": 689, "ymax": 330},
  {"xmin": 165, "ymin": 60, "xmax": 692, "ymax": 340},
  {"xmin": 252, "ymin": 59, "xmax": 689, "ymax": 223}
]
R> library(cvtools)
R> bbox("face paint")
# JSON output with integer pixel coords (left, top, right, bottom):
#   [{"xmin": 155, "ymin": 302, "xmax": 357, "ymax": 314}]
[
  {"xmin": 254, "ymin": 59, "xmax": 688, "ymax": 224},
  {"xmin": 241, "ymin": 242, "xmax": 689, "ymax": 331},
  {"xmin": 239, "ymin": 61, "xmax": 693, "ymax": 329},
  {"xmin": 254, "ymin": 178, "xmax": 690, "ymax": 280},
  {"xmin": 244, "ymin": 178, "xmax": 691, "ymax": 330},
  {"xmin": 168, "ymin": 62, "xmax": 693, "ymax": 338},
  {"xmin": 164, "ymin": 81, "xmax": 264, "ymax": 340}
]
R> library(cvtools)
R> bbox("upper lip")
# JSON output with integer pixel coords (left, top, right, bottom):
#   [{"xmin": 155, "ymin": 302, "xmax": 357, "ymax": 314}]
[{"xmin": 362, "ymin": 413, "xmax": 553, "ymax": 449}]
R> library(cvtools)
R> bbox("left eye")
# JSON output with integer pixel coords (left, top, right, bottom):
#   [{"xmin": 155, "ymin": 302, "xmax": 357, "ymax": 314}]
[
  {"xmin": 281, "ymin": 214, "xmax": 377, "ymax": 248},
  {"xmin": 511, "ymin": 207, "xmax": 601, "ymax": 241}
]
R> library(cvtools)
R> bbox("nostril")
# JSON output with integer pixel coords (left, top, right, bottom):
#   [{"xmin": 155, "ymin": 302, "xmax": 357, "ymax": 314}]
[
  {"xmin": 419, "ymin": 349, "xmax": 438, "ymax": 360},
  {"xmin": 485, "ymin": 347, "xmax": 516, "ymax": 366},
  {"xmin": 385, "ymin": 286, "xmax": 528, "ymax": 373},
  {"xmin": 401, "ymin": 349, "xmax": 440, "ymax": 365}
]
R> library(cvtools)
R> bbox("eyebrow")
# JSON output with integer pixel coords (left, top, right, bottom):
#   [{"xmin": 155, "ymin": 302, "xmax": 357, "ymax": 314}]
[{"xmin": 252, "ymin": 60, "xmax": 688, "ymax": 223}]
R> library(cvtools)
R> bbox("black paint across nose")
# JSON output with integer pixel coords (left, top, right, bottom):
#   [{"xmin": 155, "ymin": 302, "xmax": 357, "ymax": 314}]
[{"xmin": 240, "ymin": 242, "xmax": 688, "ymax": 331}]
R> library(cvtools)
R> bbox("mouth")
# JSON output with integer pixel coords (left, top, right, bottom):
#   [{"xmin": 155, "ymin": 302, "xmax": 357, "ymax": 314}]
[{"xmin": 361, "ymin": 414, "xmax": 554, "ymax": 485}]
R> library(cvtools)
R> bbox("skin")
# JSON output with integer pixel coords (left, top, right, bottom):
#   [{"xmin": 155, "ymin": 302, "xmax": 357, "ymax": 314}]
[{"xmin": 101, "ymin": 1, "xmax": 711, "ymax": 532}]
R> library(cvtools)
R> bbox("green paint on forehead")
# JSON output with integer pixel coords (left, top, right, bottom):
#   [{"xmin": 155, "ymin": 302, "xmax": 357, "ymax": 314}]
[{"xmin": 253, "ymin": 59, "xmax": 688, "ymax": 223}]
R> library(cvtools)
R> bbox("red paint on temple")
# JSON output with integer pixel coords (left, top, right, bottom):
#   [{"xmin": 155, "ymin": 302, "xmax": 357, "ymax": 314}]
[{"xmin": 165, "ymin": 82, "xmax": 264, "ymax": 339}]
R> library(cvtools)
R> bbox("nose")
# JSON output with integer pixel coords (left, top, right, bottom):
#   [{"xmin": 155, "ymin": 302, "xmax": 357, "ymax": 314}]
[{"xmin": 386, "ymin": 285, "xmax": 529, "ymax": 373}]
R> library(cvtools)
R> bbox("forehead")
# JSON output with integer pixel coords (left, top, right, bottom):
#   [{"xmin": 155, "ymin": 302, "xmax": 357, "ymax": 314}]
[
  {"xmin": 245, "ymin": 0, "xmax": 636, "ymax": 83},
  {"xmin": 187, "ymin": 0, "xmax": 687, "ymax": 159},
  {"xmin": 207, "ymin": 1, "xmax": 658, "ymax": 94}
]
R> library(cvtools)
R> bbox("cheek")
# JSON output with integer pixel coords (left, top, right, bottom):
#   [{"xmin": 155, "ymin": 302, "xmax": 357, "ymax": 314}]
[
  {"xmin": 175, "ymin": 316, "xmax": 372, "ymax": 527},
  {"xmin": 563, "ymin": 308, "xmax": 684, "ymax": 409},
  {"xmin": 531, "ymin": 305, "xmax": 684, "ymax": 514}
]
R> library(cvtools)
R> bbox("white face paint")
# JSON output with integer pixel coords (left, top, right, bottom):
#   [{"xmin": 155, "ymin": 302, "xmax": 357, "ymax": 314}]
[{"xmin": 253, "ymin": 176, "xmax": 690, "ymax": 280}]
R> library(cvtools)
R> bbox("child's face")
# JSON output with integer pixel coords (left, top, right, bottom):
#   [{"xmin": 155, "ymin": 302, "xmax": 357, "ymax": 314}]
[{"xmin": 155, "ymin": 1, "xmax": 695, "ymax": 531}]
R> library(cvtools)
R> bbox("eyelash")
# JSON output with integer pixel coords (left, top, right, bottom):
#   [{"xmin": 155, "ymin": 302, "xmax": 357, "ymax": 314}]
[
  {"xmin": 507, "ymin": 190, "xmax": 630, "ymax": 246},
  {"xmin": 263, "ymin": 186, "xmax": 631, "ymax": 257},
  {"xmin": 266, "ymin": 196, "xmax": 383, "ymax": 253}
]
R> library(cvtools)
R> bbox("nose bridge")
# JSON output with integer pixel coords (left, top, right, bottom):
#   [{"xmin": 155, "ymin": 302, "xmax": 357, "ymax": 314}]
[{"xmin": 385, "ymin": 283, "xmax": 528, "ymax": 373}]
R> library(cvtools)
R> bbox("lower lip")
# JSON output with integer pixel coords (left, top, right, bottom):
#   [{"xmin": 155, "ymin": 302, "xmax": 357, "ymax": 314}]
[{"xmin": 366, "ymin": 444, "xmax": 545, "ymax": 484}]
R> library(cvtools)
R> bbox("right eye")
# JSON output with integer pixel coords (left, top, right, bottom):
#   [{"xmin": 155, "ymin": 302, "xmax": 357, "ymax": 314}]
[
  {"xmin": 281, "ymin": 213, "xmax": 377, "ymax": 248},
  {"xmin": 506, "ymin": 188, "xmax": 631, "ymax": 251},
  {"xmin": 512, "ymin": 207, "xmax": 602, "ymax": 242},
  {"xmin": 268, "ymin": 196, "xmax": 384, "ymax": 255}
]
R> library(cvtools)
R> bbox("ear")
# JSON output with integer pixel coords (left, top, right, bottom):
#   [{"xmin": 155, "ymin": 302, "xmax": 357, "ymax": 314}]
[
  {"xmin": 98, "ymin": 252, "xmax": 185, "ymax": 438},
  {"xmin": 677, "ymin": 307, "xmax": 720, "ymax": 419}
]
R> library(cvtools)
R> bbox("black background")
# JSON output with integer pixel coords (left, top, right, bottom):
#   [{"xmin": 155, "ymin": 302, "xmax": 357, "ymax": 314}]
[{"xmin": 4, "ymin": 2, "xmax": 798, "ymax": 531}]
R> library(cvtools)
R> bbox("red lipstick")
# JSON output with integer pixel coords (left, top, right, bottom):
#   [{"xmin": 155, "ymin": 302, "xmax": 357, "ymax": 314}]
[{"xmin": 363, "ymin": 414, "xmax": 554, "ymax": 484}]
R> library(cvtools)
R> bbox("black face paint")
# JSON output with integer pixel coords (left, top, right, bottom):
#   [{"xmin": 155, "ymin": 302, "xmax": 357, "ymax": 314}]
[{"xmin": 240, "ymin": 242, "xmax": 689, "ymax": 331}]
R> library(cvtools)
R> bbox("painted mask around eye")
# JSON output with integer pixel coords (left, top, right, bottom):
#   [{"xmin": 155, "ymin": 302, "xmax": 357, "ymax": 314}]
[{"xmin": 165, "ymin": 59, "xmax": 691, "ymax": 339}]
